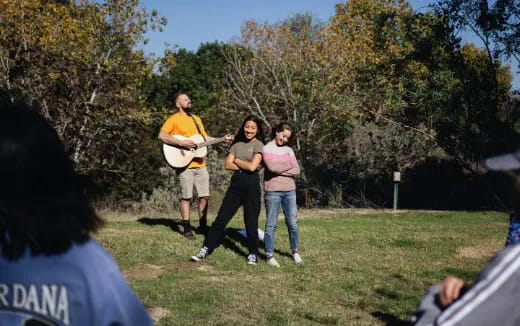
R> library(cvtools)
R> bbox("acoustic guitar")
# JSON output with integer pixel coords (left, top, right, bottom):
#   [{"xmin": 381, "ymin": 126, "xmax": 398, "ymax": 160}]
[{"xmin": 162, "ymin": 134, "xmax": 227, "ymax": 168}]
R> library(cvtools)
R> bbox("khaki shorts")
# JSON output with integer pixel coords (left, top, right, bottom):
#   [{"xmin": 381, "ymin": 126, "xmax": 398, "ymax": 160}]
[{"xmin": 177, "ymin": 167, "xmax": 210, "ymax": 199}]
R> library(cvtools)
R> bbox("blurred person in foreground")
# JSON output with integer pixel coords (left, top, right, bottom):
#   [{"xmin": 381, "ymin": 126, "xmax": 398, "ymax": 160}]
[
  {"xmin": 411, "ymin": 147, "xmax": 520, "ymax": 326},
  {"xmin": 0, "ymin": 102, "xmax": 153, "ymax": 326}
]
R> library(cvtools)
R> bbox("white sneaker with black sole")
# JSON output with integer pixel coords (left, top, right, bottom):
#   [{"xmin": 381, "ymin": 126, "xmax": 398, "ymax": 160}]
[
  {"xmin": 191, "ymin": 246, "xmax": 208, "ymax": 261},
  {"xmin": 247, "ymin": 254, "xmax": 258, "ymax": 265}
]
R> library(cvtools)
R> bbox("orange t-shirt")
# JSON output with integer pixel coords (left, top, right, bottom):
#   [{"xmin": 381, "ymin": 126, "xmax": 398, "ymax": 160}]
[{"xmin": 161, "ymin": 112, "xmax": 209, "ymax": 168}]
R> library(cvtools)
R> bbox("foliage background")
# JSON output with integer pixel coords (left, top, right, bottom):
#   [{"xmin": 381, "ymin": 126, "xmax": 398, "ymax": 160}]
[{"xmin": 1, "ymin": 0, "xmax": 520, "ymax": 210}]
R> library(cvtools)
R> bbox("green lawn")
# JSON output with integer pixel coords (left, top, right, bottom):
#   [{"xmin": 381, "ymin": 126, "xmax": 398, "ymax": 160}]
[{"xmin": 96, "ymin": 209, "xmax": 508, "ymax": 325}]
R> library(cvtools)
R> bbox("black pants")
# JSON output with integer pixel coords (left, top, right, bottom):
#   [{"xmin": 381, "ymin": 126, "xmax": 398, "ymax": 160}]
[{"xmin": 203, "ymin": 171, "xmax": 261, "ymax": 255}]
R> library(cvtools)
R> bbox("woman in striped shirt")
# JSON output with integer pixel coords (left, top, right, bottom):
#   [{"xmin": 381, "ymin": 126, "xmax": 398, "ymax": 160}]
[{"xmin": 262, "ymin": 122, "xmax": 302, "ymax": 267}]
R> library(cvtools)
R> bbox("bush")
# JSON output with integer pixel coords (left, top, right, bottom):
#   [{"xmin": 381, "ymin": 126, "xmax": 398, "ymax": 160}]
[{"xmin": 131, "ymin": 149, "xmax": 232, "ymax": 215}]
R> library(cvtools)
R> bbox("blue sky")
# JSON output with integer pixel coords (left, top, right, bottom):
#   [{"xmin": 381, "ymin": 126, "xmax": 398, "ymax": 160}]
[{"xmin": 141, "ymin": 0, "xmax": 519, "ymax": 89}]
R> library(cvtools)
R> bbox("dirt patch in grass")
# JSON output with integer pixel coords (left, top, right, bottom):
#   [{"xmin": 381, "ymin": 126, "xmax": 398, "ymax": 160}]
[
  {"xmin": 202, "ymin": 275, "xmax": 234, "ymax": 282},
  {"xmin": 100, "ymin": 227, "xmax": 157, "ymax": 236},
  {"xmin": 124, "ymin": 262, "xmax": 209, "ymax": 279},
  {"xmin": 98, "ymin": 210, "xmax": 143, "ymax": 221},
  {"xmin": 199, "ymin": 270, "xmax": 285, "ymax": 283},
  {"xmin": 457, "ymin": 242, "xmax": 501, "ymax": 259},
  {"xmin": 98, "ymin": 239, "xmax": 115, "ymax": 249},
  {"xmin": 195, "ymin": 264, "xmax": 214, "ymax": 272},
  {"xmin": 124, "ymin": 264, "xmax": 165, "ymax": 279},
  {"xmin": 147, "ymin": 306, "xmax": 171, "ymax": 323},
  {"xmin": 100, "ymin": 228, "xmax": 123, "ymax": 234}
]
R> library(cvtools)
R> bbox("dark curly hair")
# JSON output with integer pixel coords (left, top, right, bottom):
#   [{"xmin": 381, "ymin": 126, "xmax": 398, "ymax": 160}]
[
  {"xmin": 232, "ymin": 115, "xmax": 265, "ymax": 145},
  {"xmin": 0, "ymin": 101, "xmax": 104, "ymax": 259}
]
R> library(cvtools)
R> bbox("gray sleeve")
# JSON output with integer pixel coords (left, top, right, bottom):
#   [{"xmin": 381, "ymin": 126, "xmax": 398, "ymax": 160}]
[
  {"xmin": 411, "ymin": 285, "xmax": 443, "ymax": 326},
  {"xmin": 434, "ymin": 245, "xmax": 520, "ymax": 326}
]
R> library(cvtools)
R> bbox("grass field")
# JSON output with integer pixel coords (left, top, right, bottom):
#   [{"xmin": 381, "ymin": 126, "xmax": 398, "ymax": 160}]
[{"xmin": 95, "ymin": 209, "xmax": 508, "ymax": 325}]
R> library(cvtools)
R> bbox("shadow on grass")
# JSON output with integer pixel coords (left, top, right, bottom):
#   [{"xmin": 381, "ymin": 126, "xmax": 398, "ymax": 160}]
[
  {"xmin": 138, "ymin": 217, "xmax": 183, "ymax": 235},
  {"xmin": 221, "ymin": 227, "xmax": 256, "ymax": 259},
  {"xmin": 222, "ymin": 227, "xmax": 295, "ymax": 260},
  {"xmin": 138, "ymin": 218, "xmax": 296, "ymax": 260},
  {"xmin": 371, "ymin": 312, "xmax": 411, "ymax": 326},
  {"xmin": 372, "ymin": 284, "xmax": 412, "ymax": 325}
]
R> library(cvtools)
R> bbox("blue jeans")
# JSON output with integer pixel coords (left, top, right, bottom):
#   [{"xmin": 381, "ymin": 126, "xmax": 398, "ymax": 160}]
[{"xmin": 264, "ymin": 190, "xmax": 298, "ymax": 255}]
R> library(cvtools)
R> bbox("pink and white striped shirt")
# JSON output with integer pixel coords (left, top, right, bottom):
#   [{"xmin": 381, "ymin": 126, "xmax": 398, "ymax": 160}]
[{"xmin": 262, "ymin": 141, "xmax": 300, "ymax": 192}]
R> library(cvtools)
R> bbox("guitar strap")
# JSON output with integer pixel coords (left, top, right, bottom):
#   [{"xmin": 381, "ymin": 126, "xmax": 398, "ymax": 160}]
[{"xmin": 189, "ymin": 115, "xmax": 206, "ymax": 141}]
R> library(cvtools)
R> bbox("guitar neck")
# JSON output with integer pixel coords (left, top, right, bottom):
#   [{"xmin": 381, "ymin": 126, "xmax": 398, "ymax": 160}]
[{"xmin": 198, "ymin": 137, "xmax": 225, "ymax": 148}]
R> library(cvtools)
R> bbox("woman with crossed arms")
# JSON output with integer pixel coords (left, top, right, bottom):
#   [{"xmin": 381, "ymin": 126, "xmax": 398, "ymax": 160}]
[{"xmin": 191, "ymin": 115, "xmax": 265, "ymax": 265}]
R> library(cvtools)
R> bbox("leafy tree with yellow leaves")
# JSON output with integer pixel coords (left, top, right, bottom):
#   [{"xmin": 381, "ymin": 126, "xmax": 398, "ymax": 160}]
[{"xmin": 0, "ymin": 0, "xmax": 166, "ymax": 198}]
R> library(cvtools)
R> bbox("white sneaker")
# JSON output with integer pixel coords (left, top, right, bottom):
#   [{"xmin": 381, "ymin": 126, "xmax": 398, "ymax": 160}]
[
  {"xmin": 247, "ymin": 254, "xmax": 258, "ymax": 265},
  {"xmin": 267, "ymin": 257, "xmax": 280, "ymax": 267},
  {"xmin": 293, "ymin": 252, "xmax": 303, "ymax": 263}
]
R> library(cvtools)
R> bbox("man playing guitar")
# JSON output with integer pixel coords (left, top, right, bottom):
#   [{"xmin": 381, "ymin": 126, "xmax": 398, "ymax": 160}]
[{"xmin": 158, "ymin": 93, "xmax": 232, "ymax": 239}]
